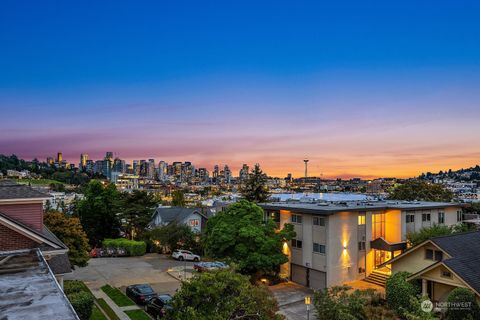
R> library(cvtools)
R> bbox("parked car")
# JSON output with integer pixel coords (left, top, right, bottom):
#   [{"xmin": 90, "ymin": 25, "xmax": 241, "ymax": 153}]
[
  {"xmin": 193, "ymin": 261, "xmax": 228, "ymax": 272},
  {"xmin": 145, "ymin": 294, "xmax": 172, "ymax": 319},
  {"xmin": 171, "ymin": 249, "xmax": 200, "ymax": 261},
  {"xmin": 126, "ymin": 284, "xmax": 157, "ymax": 305}
]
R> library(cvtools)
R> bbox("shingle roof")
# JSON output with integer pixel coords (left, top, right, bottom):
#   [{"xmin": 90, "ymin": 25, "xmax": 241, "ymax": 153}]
[
  {"xmin": 0, "ymin": 180, "xmax": 49, "ymax": 200},
  {"xmin": 47, "ymin": 253, "xmax": 72, "ymax": 275},
  {"xmin": 152, "ymin": 207, "xmax": 208, "ymax": 225}
]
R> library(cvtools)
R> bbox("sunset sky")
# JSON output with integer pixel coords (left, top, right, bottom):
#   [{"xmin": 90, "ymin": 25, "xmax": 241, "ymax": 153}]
[{"xmin": 1, "ymin": 1, "xmax": 479, "ymax": 178}]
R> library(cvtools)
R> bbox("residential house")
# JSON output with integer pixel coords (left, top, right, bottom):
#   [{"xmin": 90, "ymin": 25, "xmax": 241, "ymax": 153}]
[
  {"xmin": 259, "ymin": 200, "xmax": 465, "ymax": 290},
  {"xmin": 149, "ymin": 206, "xmax": 209, "ymax": 233}
]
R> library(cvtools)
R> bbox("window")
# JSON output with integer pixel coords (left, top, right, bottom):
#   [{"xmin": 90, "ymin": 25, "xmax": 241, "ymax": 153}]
[
  {"xmin": 358, "ymin": 241, "xmax": 366, "ymax": 251},
  {"xmin": 434, "ymin": 250, "xmax": 443, "ymax": 261},
  {"xmin": 313, "ymin": 242, "xmax": 326, "ymax": 254},
  {"xmin": 425, "ymin": 249, "xmax": 443, "ymax": 261},
  {"xmin": 422, "ymin": 213, "xmax": 431, "ymax": 222},
  {"xmin": 372, "ymin": 213, "xmax": 385, "ymax": 239},
  {"xmin": 438, "ymin": 212, "xmax": 445, "ymax": 224},
  {"xmin": 313, "ymin": 217, "xmax": 325, "ymax": 226},
  {"xmin": 291, "ymin": 214, "xmax": 303, "ymax": 224},
  {"xmin": 189, "ymin": 219, "xmax": 199, "ymax": 226},
  {"xmin": 358, "ymin": 213, "xmax": 366, "ymax": 225},
  {"xmin": 291, "ymin": 239, "xmax": 302, "ymax": 249},
  {"xmin": 441, "ymin": 270, "xmax": 452, "ymax": 278},
  {"xmin": 406, "ymin": 212, "xmax": 415, "ymax": 223},
  {"xmin": 425, "ymin": 249, "xmax": 434, "ymax": 260},
  {"xmin": 457, "ymin": 211, "xmax": 463, "ymax": 222}
]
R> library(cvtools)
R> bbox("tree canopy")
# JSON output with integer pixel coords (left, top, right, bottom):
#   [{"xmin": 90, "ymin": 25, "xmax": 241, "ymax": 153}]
[
  {"xmin": 44, "ymin": 211, "xmax": 90, "ymax": 267},
  {"xmin": 167, "ymin": 270, "xmax": 283, "ymax": 320},
  {"xmin": 388, "ymin": 180, "xmax": 453, "ymax": 202},
  {"xmin": 120, "ymin": 190, "xmax": 158, "ymax": 239},
  {"xmin": 148, "ymin": 221, "xmax": 198, "ymax": 253},
  {"xmin": 406, "ymin": 223, "xmax": 473, "ymax": 247},
  {"xmin": 204, "ymin": 200, "xmax": 295, "ymax": 276},
  {"xmin": 239, "ymin": 164, "xmax": 270, "ymax": 203},
  {"xmin": 446, "ymin": 287, "xmax": 480, "ymax": 320}
]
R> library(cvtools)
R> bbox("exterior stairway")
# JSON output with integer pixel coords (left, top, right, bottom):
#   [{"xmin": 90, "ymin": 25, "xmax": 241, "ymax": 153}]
[{"xmin": 363, "ymin": 270, "xmax": 389, "ymax": 287}]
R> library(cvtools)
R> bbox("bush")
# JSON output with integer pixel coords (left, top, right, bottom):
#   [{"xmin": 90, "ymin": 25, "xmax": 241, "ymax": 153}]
[
  {"xmin": 385, "ymin": 272, "xmax": 420, "ymax": 318},
  {"xmin": 102, "ymin": 238, "xmax": 146, "ymax": 256},
  {"xmin": 64, "ymin": 280, "xmax": 91, "ymax": 295},
  {"xmin": 68, "ymin": 291, "xmax": 94, "ymax": 320},
  {"xmin": 446, "ymin": 288, "xmax": 480, "ymax": 320}
]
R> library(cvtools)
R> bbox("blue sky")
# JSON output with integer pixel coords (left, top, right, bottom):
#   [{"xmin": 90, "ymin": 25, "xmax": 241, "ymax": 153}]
[{"xmin": 1, "ymin": 1, "xmax": 479, "ymax": 177}]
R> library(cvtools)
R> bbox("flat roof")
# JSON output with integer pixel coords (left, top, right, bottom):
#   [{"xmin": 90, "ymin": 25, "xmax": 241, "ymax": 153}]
[
  {"xmin": 0, "ymin": 249, "xmax": 78, "ymax": 320},
  {"xmin": 259, "ymin": 200, "xmax": 464, "ymax": 215}
]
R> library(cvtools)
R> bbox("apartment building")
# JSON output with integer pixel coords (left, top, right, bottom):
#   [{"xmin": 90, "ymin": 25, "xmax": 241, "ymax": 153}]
[{"xmin": 260, "ymin": 200, "xmax": 465, "ymax": 290}]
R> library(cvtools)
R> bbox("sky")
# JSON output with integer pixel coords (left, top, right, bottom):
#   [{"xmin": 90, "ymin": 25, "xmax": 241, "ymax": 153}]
[{"xmin": 0, "ymin": 1, "xmax": 479, "ymax": 179}]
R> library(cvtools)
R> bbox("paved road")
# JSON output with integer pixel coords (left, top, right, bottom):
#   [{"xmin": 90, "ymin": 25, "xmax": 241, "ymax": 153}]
[
  {"xmin": 270, "ymin": 282, "xmax": 316, "ymax": 320},
  {"xmin": 65, "ymin": 253, "xmax": 187, "ymax": 295}
]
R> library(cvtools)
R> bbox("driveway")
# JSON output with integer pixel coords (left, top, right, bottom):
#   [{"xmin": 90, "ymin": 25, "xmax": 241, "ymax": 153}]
[
  {"xmin": 270, "ymin": 282, "xmax": 316, "ymax": 320},
  {"xmin": 65, "ymin": 253, "xmax": 189, "ymax": 295}
]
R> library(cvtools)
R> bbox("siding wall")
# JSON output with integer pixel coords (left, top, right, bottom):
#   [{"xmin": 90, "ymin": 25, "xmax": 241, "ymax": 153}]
[
  {"xmin": 0, "ymin": 202, "xmax": 44, "ymax": 231},
  {"xmin": 0, "ymin": 224, "xmax": 40, "ymax": 250}
]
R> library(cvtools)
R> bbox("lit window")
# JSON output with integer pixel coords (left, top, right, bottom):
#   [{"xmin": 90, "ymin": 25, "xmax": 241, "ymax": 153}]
[{"xmin": 358, "ymin": 214, "xmax": 366, "ymax": 225}]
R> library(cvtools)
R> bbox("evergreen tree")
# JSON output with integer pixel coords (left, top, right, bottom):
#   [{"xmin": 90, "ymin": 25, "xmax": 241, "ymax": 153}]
[{"xmin": 239, "ymin": 164, "xmax": 270, "ymax": 203}]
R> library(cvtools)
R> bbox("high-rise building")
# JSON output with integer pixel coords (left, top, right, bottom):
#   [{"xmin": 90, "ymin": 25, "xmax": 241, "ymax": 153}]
[
  {"xmin": 105, "ymin": 152, "xmax": 114, "ymax": 161},
  {"xmin": 224, "ymin": 165, "xmax": 232, "ymax": 184},
  {"xmin": 239, "ymin": 164, "xmax": 249, "ymax": 180},
  {"xmin": 157, "ymin": 161, "xmax": 167, "ymax": 181},
  {"xmin": 80, "ymin": 153, "xmax": 88, "ymax": 169},
  {"xmin": 85, "ymin": 160, "xmax": 94, "ymax": 173},
  {"xmin": 147, "ymin": 159, "xmax": 156, "ymax": 179},
  {"xmin": 197, "ymin": 168, "xmax": 209, "ymax": 183},
  {"xmin": 133, "ymin": 160, "xmax": 140, "ymax": 175},
  {"xmin": 46, "ymin": 157, "xmax": 54, "ymax": 165},
  {"xmin": 113, "ymin": 158, "xmax": 126, "ymax": 173},
  {"xmin": 213, "ymin": 165, "xmax": 219, "ymax": 183},
  {"xmin": 56, "ymin": 152, "xmax": 63, "ymax": 163}
]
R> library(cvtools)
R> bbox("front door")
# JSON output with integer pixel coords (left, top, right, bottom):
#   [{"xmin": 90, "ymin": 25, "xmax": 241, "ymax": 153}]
[{"xmin": 374, "ymin": 250, "xmax": 392, "ymax": 268}]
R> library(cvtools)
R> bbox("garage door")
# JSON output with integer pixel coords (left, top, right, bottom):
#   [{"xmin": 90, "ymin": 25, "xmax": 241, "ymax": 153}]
[
  {"xmin": 291, "ymin": 264, "xmax": 307, "ymax": 287},
  {"xmin": 310, "ymin": 269, "xmax": 326, "ymax": 290}
]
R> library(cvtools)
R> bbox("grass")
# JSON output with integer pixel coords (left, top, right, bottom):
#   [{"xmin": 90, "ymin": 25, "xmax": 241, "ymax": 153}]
[
  {"xmin": 14, "ymin": 178, "xmax": 64, "ymax": 185},
  {"xmin": 89, "ymin": 304, "xmax": 108, "ymax": 320},
  {"xmin": 100, "ymin": 284, "xmax": 135, "ymax": 307},
  {"xmin": 97, "ymin": 298, "xmax": 120, "ymax": 320},
  {"xmin": 124, "ymin": 310, "xmax": 152, "ymax": 320}
]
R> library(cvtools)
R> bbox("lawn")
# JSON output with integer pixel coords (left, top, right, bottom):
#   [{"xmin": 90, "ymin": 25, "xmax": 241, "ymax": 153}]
[
  {"xmin": 89, "ymin": 304, "xmax": 107, "ymax": 320},
  {"xmin": 97, "ymin": 298, "xmax": 120, "ymax": 320},
  {"xmin": 124, "ymin": 310, "xmax": 151, "ymax": 320},
  {"xmin": 14, "ymin": 178, "xmax": 64, "ymax": 185},
  {"xmin": 100, "ymin": 284, "xmax": 135, "ymax": 307}
]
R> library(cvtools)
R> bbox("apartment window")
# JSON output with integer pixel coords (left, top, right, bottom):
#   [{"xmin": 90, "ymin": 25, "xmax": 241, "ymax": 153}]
[
  {"xmin": 189, "ymin": 219, "xmax": 199, "ymax": 226},
  {"xmin": 313, "ymin": 242, "xmax": 326, "ymax": 254},
  {"xmin": 372, "ymin": 213, "xmax": 385, "ymax": 239},
  {"xmin": 358, "ymin": 241, "xmax": 366, "ymax": 251},
  {"xmin": 406, "ymin": 214, "xmax": 415, "ymax": 223},
  {"xmin": 313, "ymin": 217, "xmax": 325, "ymax": 226},
  {"xmin": 422, "ymin": 213, "xmax": 431, "ymax": 222},
  {"xmin": 441, "ymin": 270, "xmax": 452, "ymax": 278},
  {"xmin": 358, "ymin": 213, "xmax": 366, "ymax": 225},
  {"xmin": 291, "ymin": 239, "xmax": 303, "ymax": 249},
  {"xmin": 358, "ymin": 267, "xmax": 366, "ymax": 274},
  {"xmin": 438, "ymin": 212, "xmax": 445, "ymax": 224},
  {"xmin": 457, "ymin": 211, "xmax": 463, "ymax": 222},
  {"xmin": 425, "ymin": 249, "xmax": 443, "ymax": 261},
  {"xmin": 291, "ymin": 214, "xmax": 303, "ymax": 224}
]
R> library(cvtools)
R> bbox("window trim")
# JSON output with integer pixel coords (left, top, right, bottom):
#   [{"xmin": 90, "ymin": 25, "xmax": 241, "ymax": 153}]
[
  {"xmin": 313, "ymin": 216, "xmax": 325, "ymax": 226},
  {"xmin": 313, "ymin": 242, "xmax": 326, "ymax": 254},
  {"xmin": 291, "ymin": 214, "xmax": 303, "ymax": 224}
]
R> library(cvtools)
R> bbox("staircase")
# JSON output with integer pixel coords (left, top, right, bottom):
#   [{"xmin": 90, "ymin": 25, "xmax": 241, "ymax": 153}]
[{"xmin": 363, "ymin": 270, "xmax": 389, "ymax": 287}]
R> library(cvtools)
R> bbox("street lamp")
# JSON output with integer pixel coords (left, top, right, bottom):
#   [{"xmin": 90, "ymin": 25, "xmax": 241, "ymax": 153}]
[{"xmin": 305, "ymin": 296, "xmax": 311, "ymax": 320}]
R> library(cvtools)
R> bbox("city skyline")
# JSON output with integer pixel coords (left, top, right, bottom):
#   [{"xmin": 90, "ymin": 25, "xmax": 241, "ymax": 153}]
[{"xmin": 1, "ymin": 2, "xmax": 480, "ymax": 179}]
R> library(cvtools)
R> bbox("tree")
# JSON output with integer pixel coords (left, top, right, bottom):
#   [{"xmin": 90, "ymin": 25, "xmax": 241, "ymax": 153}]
[
  {"xmin": 239, "ymin": 164, "xmax": 270, "ymax": 203},
  {"xmin": 204, "ymin": 200, "xmax": 295, "ymax": 277},
  {"xmin": 167, "ymin": 270, "xmax": 284, "ymax": 320},
  {"xmin": 171, "ymin": 190, "xmax": 185, "ymax": 207},
  {"xmin": 75, "ymin": 180, "xmax": 122, "ymax": 245},
  {"xmin": 44, "ymin": 211, "xmax": 90, "ymax": 267},
  {"xmin": 407, "ymin": 223, "xmax": 475, "ymax": 247},
  {"xmin": 120, "ymin": 190, "xmax": 157, "ymax": 239},
  {"xmin": 388, "ymin": 180, "xmax": 453, "ymax": 202},
  {"xmin": 385, "ymin": 272, "xmax": 423, "ymax": 318},
  {"xmin": 446, "ymin": 287, "xmax": 480, "ymax": 320},
  {"xmin": 148, "ymin": 221, "xmax": 198, "ymax": 253}
]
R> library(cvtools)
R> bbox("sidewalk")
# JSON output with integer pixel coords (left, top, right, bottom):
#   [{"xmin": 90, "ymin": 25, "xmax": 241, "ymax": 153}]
[
  {"xmin": 166, "ymin": 265, "xmax": 194, "ymax": 281},
  {"xmin": 90, "ymin": 286, "xmax": 140, "ymax": 320}
]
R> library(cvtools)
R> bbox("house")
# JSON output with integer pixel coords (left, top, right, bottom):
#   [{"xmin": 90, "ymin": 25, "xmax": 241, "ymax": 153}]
[
  {"xmin": 0, "ymin": 248, "xmax": 79, "ymax": 320},
  {"xmin": 386, "ymin": 231, "xmax": 480, "ymax": 302},
  {"xmin": 0, "ymin": 180, "xmax": 71, "ymax": 288},
  {"xmin": 149, "ymin": 206, "xmax": 209, "ymax": 233},
  {"xmin": 259, "ymin": 200, "xmax": 465, "ymax": 290}
]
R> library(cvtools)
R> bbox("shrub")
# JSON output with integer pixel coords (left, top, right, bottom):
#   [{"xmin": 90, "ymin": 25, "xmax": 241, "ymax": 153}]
[
  {"xmin": 102, "ymin": 238, "xmax": 146, "ymax": 256},
  {"xmin": 68, "ymin": 291, "xmax": 94, "ymax": 320},
  {"xmin": 64, "ymin": 280, "xmax": 91, "ymax": 295},
  {"xmin": 385, "ymin": 272, "xmax": 420, "ymax": 318},
  {"xmin": 446, "ymin": 288, "xmax": 480, "ymax": 320}
]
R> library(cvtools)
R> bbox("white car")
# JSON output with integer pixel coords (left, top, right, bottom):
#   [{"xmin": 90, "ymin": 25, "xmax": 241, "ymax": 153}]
[{"xmin": 172, "ymin": 249, "xmax": 201, "ymax": 261}]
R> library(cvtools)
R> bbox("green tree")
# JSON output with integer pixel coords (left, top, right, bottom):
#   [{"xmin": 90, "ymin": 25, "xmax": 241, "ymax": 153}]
[
  {"xmin": 407, "ymin": 223, "xmax": 475, "ymax": 247},
  {"xmin": 167, "ymin": 270, "xmax": 283, "ymax": 320},
  {"xmin": 388, "ymin": 180, "xmax": 453, "ymax": 202},
  {"xmin": 239, "ymin": 164, "xmax": 270, "ymax": 203},
  {"xmin": 385, "ymin": 272, "xmax": 422, "ymax": 318},
  {"xmin": 148, "ymin": 221, "xmax": 198, "ymax": 253},
  {"xmin": 44, "ymin": 211, "xmax": 90, "ymax": 267},
  {"xmin": 171, "ymin": 190, "xmax": 185, "ymax": 207},
  {"xmin": 120, "ymin": 190, "xmax": 158, "ymax": 239},
  {"xmin": 204, "ymin": 200, "xmax": 295, "ymax": 277},
  {"xmin": 75, "ymin": 180, "xmax": 122, "ymax": 245},
  {"xmin": 446, "ymin": 288, "xmax": 480, "ymax": 320}
]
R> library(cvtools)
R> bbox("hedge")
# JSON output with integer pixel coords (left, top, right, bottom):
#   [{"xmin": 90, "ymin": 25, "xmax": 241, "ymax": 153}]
[
  {"xmin": 446, "ymin": 287, "xmax": 480, "ymax": 320},
  {"xmin": 102, "ymin": 238, "xmax": 146, "ymax": 256},
  {"xmin": 64, "ymin": 280, "xmax": 91, "ymax": 296},
  {"xmin": 64, "ymin": 280, "xmax": 95, "ymax": 320}
]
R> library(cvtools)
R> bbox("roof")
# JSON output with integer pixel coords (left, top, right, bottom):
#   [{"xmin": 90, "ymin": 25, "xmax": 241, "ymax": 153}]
[
  {"xmin": 259, "ymin": 200, "xmax": 464, "ymax": 216},
  {"xmin": 151, "ymin": 207, "xmax": 209, "ymax": 225},
  {"xmin": 0, "ymin": 249, "xmax": 79, "ymax": 320},
  {"xmin": 0, "ymin": 211, "xmax": 68, "ymax": 251},
  {"xmin": 0, "ymin": 180, "xmax": 49, "ymax": 200},
  {"xmin": 47, "ymin": 253, "xmax": 72, "ymax": 275}
]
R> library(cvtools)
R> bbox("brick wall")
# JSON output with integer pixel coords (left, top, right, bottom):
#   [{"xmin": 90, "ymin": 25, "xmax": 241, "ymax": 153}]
[
  {"xmin": 0, "ymin": 202, "xmax": 43, "ymax": 231},
  {"xmin": 0, "ymin": 224, "xmax": 39, "ymax": 251}
]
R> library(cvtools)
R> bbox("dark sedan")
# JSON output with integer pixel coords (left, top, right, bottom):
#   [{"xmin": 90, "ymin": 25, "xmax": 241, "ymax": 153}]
[
  {"xmin": 126, "ymin": 284, "xmax": 157, "ymax": 305},
  {"xmin": 145, "ymin": 294, "xmax": 173, "ymax": 319}
]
